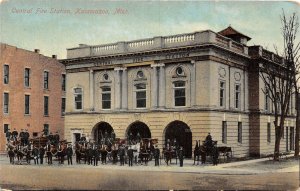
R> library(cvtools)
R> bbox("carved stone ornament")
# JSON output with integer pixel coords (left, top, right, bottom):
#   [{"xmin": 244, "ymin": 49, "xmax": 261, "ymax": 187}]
[
  {"xmin": 218, "ymin": 67, "xmax": 226, "ymax": 78},
  {"xmin": 234, "ymin": 72, "xmax": 241, "ymax": 81}
]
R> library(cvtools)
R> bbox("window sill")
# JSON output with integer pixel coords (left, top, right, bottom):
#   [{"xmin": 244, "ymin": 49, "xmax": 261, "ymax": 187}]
[
  {"xmin": 24, "ymin": 114, "xmax": 31, "ymax": 116},
  {"xmin": 24, "ymin": 86, "xmax": 31, "ymax": 89},
  {"xmin": 44, "ymin": 115, "xmax": 49, "ymax": 117}
]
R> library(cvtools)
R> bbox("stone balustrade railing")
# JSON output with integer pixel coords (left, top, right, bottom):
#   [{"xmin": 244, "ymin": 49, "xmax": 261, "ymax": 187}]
[{"xmin": 66, "ymin": 30, "xmax": 248, "ymax": 59}]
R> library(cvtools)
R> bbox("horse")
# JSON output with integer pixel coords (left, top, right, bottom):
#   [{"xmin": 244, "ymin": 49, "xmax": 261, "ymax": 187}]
[{"xmin": 163, "ymin": 148, "xmax": 173, "ymax": 166}]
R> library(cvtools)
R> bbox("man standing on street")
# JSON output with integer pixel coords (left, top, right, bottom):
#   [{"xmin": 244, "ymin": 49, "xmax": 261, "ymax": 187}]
[
  {"xmin": 178, "ymin": 146, "xmax": 184, "ymax": 167},
  {"xmin": 154, "ymin": 145, "xmax": 160, "ymax": 166},
  {"xmin": 32, "ymin": 145, "xmax": 39, "ymax": 165},
  {"xmin": 66, "ymin": 144, "xmax": 73, "ymax": 165},
  {"xmin": 127, "ymin": 145, "xmax": 134, "ymax": 166},
  {"xmin": 39, "ymin": 145, "xmax": 45, "ymax": 165}
]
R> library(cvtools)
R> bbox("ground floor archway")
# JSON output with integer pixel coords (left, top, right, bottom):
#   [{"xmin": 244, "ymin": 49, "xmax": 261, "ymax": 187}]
[
  {"xmin": 126, "ymin": 121, "xmax": 151, "ymax": 142},
  {"xmin": 92, "ymin": 122, "xmax": 114, "ymax": 144},
  {"xmin": 164, "ymin": 121, "xmax": 192, "ymax": 158}
]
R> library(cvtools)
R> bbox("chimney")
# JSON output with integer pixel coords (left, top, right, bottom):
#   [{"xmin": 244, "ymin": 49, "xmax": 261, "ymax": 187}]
[
  {"xmin": 52, "ymin": 55, "xmax": 57, "ymax": 59},
  {"xmin": 34, "ymin": 49, "xmax": 40, "ymax": 53}
]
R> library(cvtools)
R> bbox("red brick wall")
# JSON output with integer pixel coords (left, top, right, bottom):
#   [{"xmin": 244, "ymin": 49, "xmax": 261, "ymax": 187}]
[{"xmin": 0, "ymin": 43, "xmax": 65, "ymax": 152}]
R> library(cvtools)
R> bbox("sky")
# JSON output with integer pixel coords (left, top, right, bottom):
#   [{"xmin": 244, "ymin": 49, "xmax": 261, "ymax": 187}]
[{"xmin": 0, "ymin": 0, "xmax": 299, "ymax": 59}]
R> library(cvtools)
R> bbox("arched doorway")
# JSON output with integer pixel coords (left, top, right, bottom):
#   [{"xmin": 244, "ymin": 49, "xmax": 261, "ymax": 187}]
[
  {"xmin": 93, "ymin": 122, "xmax": 114, "ymax": 144},
  {"xmin": 164, "ymin": 121, "xmax": 192, "ymax": 158},
  {"xmin": 126, "ymin": 121, "xmax": 151, "ymax": 142}
]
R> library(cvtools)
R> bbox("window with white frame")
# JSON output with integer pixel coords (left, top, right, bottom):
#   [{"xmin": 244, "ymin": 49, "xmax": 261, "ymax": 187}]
[
  {"xmin": 238, "ymin": 122, "xmax": 242, "ymax": 143},
  {"xmin": 174, "ymin": 81, "xmax": 186, "ymax": 107},
  {"xmin": 135, "ymin": 84, "xmax": 146, "ymax": 108},
  {"xmin": 3, "ymin": 92, "xmax": 9, "ymax": 114},
  {"xmin": 220, "ymin": 81, "xmax": 225, "ymax": 107},
  {"xmin": 25, "ymin": 95, "xmax": 30, "ymax": 114},
  {"xmin": 24, "ymin": 68, "xmax": 30, "ymax": 87},
  {"xmin": 44, "ymin": 71, "xmax": 49, "ymax": 89},
  {"xmin": 74, "ymin": 88, "xmax": 83, "ymax": 110},
  {"xmin": 101, "ymin": 87, "xmax": 111, "ymax": 109},
  {"xmin": 4, "ymin": 65, "xmax": 9, "ymax": 84},
  {"xmin": 235, "ymin": 84, "xmax": 241, "ymax": 109}
]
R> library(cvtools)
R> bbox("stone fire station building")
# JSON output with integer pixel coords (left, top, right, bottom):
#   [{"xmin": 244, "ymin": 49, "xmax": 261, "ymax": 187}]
[
  {"xmin": 61, "ymin": 26, "xmax": 296, "ymax": 158},
  {"xmin": 1, "ymin": 43, "xmax": 66, "ymax": 152}
]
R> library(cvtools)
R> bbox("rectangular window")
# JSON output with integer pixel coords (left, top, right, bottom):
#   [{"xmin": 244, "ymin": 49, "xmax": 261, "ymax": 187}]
[
  {"xmin": 74, "ymin": 88, "xmax": 82, "ymax": 110},
  {"xmin": 136, "ymin": 84, "xmax": 146, "ymax": 108},
  {"xmin": 4, "ymin": 65, "xmax": 9, "ymax": 84},
  {"xmin": 44, "ymin": 96, "xmax": 49, "ymax": 116},
  {"xmin": 222, "ymin": 121, "xmax": 227, "ymax": 144},
  {"xmin": 3, "ymin": 92, "xmax": 9, "ymax": 114},
  {"xmin": 238, "ymin": 122, "xmax": 242, "ymax": 143},
  {"xmin": 62, "ymin": 74, "xmax": 66, "ymax": 91},
  {"xmin": 25, "ymin": 95, "xmax": 30, "ymax": 114},
  {"xmin": 24, "ymin": 68, "xmax": 30, "ymax": 87},
  {"xmin": 4, "ymin": 124, "xmax": 9, "ymax": 134},
  {"xmin": 267, "ymin": 122, "xmax": 271, "ymax": 143},
  {"xmin": 102, "ymin": 87, "xmax": 111, "ymax": 109},
  {"xmin": 44, "ymin": 124, "xmax": 49, "ymax": 136},
  {"xmin": 44, "ymin": 71, "xmax": 49, "ymax": 89},
  {"xmin": 235, "ymin": 84, "xmax": 241, "ymax": 109},
  {"xmin": 61, "ymin": 98, "xmax": 66, "ymax": 115},
  {"xmin": 265, "ymin": 89, "xmax": 269, "ymax": 112},
  {"xmin": 174, "ymin": 81, "xmax": 186, "ymax": 107},
  {"xmin": 220, "ymin": 81, "xmax": 225, "ymax": 107}
]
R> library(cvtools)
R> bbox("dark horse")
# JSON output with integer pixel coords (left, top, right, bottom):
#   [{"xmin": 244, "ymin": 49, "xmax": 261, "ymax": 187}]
[{"xmin": 193, "ymin": 140, "xmax": 201, "ymax": 165}]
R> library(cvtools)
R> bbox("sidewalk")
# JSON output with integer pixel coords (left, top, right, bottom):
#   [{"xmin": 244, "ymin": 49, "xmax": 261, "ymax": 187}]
[{"xmin": 0, "ymin": 153, "xmax": 297, "ymax": 175}]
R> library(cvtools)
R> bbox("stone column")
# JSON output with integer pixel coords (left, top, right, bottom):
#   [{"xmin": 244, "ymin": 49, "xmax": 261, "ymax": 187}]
[
  {"xmin": 121, "ymin": 68, "xmax": 128, "ymax": 110},
  {"xmin": 114, "ymin": 68, "xmax": 121, "ymax": 110},
  {"xmin": 190, "ymin": 60, "xmax": 196, "ymax": 107},
  {"xmin": 151, "ymin": 64, "xmax": 158, "ymax": 108},
  {"xmin": 89, "ymin": 69, "xmax": 94, "ymax": 111},
  {"xmin": 158, "ymin": 64, "xmax": 166, "ymax": 108}
]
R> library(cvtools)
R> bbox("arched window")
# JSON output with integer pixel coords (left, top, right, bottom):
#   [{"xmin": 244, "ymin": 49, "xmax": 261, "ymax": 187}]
[
  {"xmin": 173, "ymin": 81, "xmax": 186, "ymax": 107},
  {"xmin": 74, "ymin": 88, "xmax": 83, "ymax": 110}
]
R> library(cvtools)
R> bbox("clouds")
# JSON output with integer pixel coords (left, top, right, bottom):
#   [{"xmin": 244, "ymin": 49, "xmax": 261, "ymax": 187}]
[{"xmin": 0, "ymin": 1, "xmax": 299, "ymax": 58}]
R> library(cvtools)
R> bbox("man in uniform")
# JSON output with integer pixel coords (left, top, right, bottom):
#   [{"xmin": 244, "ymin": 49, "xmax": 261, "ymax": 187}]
[
  {"xmin": 32, "ymin": 145, "xmax": 39, "ymax": 165},
  {"xmin": 212, "ymin": 145, "xmax": 219, "ymax": 166},
  {"xmin": 205, "ymin": 133, "xmax": 213, "ymax": 148},
  {"xmin": 8, "ymin": 148, "xmax": 15, "ymax": 164},
  {"xmin": 93, "ymin": 145, "xmax": 100, "ymax": 166},
  {"xmin": 178, "ymin": 146, "xmax": 184, "ymax": 167},
  {"xmin": 154, "ymin": 145, "xmax": 160, "ymax": 166},
  {"xmin": 66, "ymin": 144, "xmax": 73, "ymax": 165},
  {"xmin": 39, "ymin": 145, "xmax": 45, "ymax": 165},
  {"xmin": 127, "ymin": 145, "xmax": 134, "ymax": 166},
  {"xmin": 118, "ymin": 144, "xmax": 125, "ymax": 166},
  {"xmin": 46, "ymin": 142, "xmax": 52, "ymax": 165},
  {"xmin": 87, "ymin": 145, "xmax": 93, "ymax": 165}
]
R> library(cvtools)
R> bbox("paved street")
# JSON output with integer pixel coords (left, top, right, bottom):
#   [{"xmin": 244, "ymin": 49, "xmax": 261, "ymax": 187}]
[{"xmin": 0, "ymin": 155, "xmax": 299, "ymax": 190}]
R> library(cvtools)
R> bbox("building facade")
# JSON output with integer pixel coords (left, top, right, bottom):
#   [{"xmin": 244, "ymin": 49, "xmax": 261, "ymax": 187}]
[
  {"xmin": 62, "ymin": 27, "xmax": 296, "ymax": 158},
  {"xmin": 0, "ymin": 43, "xmax": 66, "ymax": 152}
]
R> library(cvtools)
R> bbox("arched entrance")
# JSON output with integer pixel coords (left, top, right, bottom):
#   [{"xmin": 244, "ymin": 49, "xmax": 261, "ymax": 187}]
[
  {"xmin": 126, "ymin": 121, "xmax": 151, "ymax": 142},
  {"xmin": 92, "ymin": 122, "xmax": 114, "ymax": 144},
  {"xmin": 164, "ymin": 121, "xmax": 192, "ymax": 158}
]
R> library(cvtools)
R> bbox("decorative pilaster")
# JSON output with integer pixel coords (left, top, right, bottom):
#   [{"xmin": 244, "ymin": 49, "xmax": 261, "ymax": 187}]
[
  {"xmin": 114, "ymin": 68, "xmax": 122, "ymax": 109},
  {"xmin": 121, "ymin": 68, "xmax": 128, "ymax": 110},
  {"xmin": 158, "ymin": 64, "xmax": 166, "ymax": 108},
  {"xmin": 89, "ymin": 69, "xmax": 94, "ymax": 111},
  {"xmin": 191, "ymin": 60, "xmax": 196, "ymax": 107},
  {"xmin": 151, "ymin": 64, "xmax": 158, "ymax": 108}
]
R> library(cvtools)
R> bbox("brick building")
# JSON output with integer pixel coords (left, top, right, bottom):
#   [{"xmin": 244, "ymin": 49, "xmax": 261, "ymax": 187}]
[
  {"xmin": 61, "ymin": 26, "xmax": 296, "ymax": 158},
  {"xmin": 0, "ymin": 43, "xmax": 66, "ymax": 152}
]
